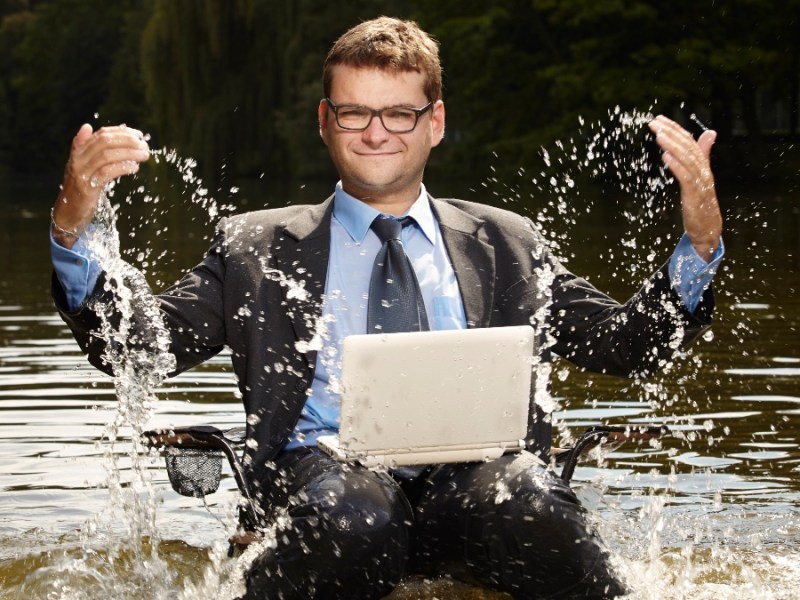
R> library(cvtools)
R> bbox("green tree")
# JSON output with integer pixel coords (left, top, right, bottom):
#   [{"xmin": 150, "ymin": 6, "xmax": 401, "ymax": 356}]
[
  {"xmin": 411, "ymin": 0, "xmax": 558, "ymax": 180},
  {"xmin": 140, "ymin": 0, "xmax": 411, "ymax": 183},
  {"xmin": 0, "ymin": 6, "xmax": 36, "ymax": 175},
  {"xmin": 0, "ymin": 0, "xmax": 146, "ymax": 174},
  {"xmin": 413, "ymin": 0, "xmax": 798, "ymax": 183},
  {"xmin": 1, "ymin": 1, "xmax": 795, "ymax": 184},
  {"xmin": 141, "ymin": 0, "xmax": 283, "ymax": 179}
]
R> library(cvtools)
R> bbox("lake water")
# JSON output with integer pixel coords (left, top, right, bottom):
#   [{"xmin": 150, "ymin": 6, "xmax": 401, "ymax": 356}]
[{"xmin": 0, "ymin": 171, "xmax": 798, "ymax": 599}]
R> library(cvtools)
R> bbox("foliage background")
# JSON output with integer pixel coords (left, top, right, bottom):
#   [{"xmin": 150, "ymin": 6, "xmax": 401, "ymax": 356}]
[{"xmin": 0, "ymin": 0, "xmax": 797, "ymax": 190}]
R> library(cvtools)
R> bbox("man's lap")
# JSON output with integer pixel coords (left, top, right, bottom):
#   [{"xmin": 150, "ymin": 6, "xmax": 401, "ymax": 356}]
[
  {"xmin": 246, "ymin": 448, "xmax": 624, "ymax": 599},
  {"xmin": 244, "ymin": 448, "xmax": 410, "ymax": 598},
  {"xmin": 409, "ymin": 452, "xmax": 624, "ymax": 597}
]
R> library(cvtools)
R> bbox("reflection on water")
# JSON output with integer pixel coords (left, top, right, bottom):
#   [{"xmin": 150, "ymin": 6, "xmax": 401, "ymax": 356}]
[{"xmin": 0, "ymin": 178, "xmax": 798, "ymax": 598}]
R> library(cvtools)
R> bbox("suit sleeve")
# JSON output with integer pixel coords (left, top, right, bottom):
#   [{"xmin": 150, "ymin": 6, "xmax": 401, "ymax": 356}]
[
  {"xmin": 52, "ymin": 220, "xmax": 231, "ymax": 378},
  {"xmin": 548, "ymin": 263, "xmax": 713, "ymax": 378},
  {"xmin": 497, "ymin": 216, "xmax": 714, "ymax": 379}
]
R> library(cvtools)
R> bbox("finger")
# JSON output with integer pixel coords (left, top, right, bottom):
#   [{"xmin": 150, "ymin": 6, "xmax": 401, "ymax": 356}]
[
  {"xmin": 93, "ymin": 159, "xmax": 143, "ymax": 184},
  {"xmin": 697, "ymin": 130, "xmax": 717, "ymax": 160},
  {"xmin": 83, "ymin": 146, "xmax": 150, "ymax": 176},
  {"xmin": 649, "ymin": 115, "xmax": 714, "ymax": 159},
  {"xmin": 650, "ymin": 121, "xmax": 696, "ymax": 156},
  {"xmin": 82, "ymin": 128, "xmax": 149, "ymax": 156},
  {"xmin": 70, "ymin": 130, "xmax": 150, "ymax": 182},
  {"xmin": 649, "ymin": 116, "xmax": 703, "ymax": 160},
  {"xmin": 648, "ymin": 114, "xmax": 695, "ymax": 139},
  {"xmin": 72, "ymin": 123, "xmax": 94, "ymax": 150},
  {"xmin": 56, "ymin": 154, "xmax": 144, "ymax": 220},
  {"xmin": 71, "ymin": 126, "xmax": 149, "ymax": 164},
  {"xmin": 96, "ymin": 124, "xmax": 147, "ymax": 140},
  {"xmin": 656, "ymin": 136, "xmax": 698, "ymax": 181},
  {"xmin": 650, "ymin": 122, "xmax": 710, "ymax": 180},
  {"xmin": 661, "ymin": 151, "xmax": 695, "ymax": 186},
  {"xmin": 648, "ymin": 115, "xmax": 688, "ymax": 141}
]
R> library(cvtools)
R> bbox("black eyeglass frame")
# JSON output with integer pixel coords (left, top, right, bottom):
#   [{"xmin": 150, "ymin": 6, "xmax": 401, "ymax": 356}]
[{"xmin": 324, "ymin": 98, "xmax": 435, "ymax": 133}]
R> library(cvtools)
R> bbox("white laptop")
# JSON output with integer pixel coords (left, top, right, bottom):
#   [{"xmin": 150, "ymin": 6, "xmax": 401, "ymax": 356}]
[{"xmin": 317, "ymin": 325, "xmax": 534, "ymax": 468}]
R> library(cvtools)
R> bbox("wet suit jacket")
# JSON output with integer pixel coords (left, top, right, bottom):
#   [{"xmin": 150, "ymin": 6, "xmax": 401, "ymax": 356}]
[{"xmin": 53, "ymin": 195, "xmax": 714, "ymax": 487}]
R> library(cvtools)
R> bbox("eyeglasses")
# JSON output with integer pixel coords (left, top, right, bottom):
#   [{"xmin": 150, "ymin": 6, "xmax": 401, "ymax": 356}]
[{"xmin": 325, "ymin": 98, "xmax": 434, "ymax": 133}]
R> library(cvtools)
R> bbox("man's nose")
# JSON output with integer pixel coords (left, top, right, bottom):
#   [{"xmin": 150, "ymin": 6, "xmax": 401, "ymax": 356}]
[{"xmin": 361, "ymin": 113, "xmax": 391, "ymax": 143}]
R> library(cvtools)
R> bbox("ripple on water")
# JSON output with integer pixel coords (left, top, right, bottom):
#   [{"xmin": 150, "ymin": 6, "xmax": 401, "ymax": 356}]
[
  {"xmin": 671, "ymin": 451, "xmax": 742, "ymax": 468},
  {"xmin": 725, "ymin": 367, "xmax": 800, "ymax": 376},
  {"xmin": 731, "ymin": 302, "xmax": 771, "ymax": 310},
  {"xmin": 728, "ymin": 450, "xmax": 791, "ymax": 460},
  {"xmin": 731, "ymin": 394, "xmax": 800, "ymax": 403}
]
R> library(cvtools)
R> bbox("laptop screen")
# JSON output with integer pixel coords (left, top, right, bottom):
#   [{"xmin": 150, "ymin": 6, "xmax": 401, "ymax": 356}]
[{"xmin": 338, "ymin": 326, "xmax": 534, "ymax": 454}]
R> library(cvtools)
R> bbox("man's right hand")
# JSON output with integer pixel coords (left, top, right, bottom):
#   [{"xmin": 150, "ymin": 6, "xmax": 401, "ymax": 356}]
[{"xmin": 51, "ymin": 124, "xmax": 151, "ymax": 249}]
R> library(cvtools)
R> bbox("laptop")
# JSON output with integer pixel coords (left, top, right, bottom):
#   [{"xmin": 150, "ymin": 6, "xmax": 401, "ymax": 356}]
[{"xmin": 317, "ymin": 325, "xmax": 534, "ymax": 468}]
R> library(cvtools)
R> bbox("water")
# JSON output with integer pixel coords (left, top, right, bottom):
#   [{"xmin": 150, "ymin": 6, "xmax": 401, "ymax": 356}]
[{"xmin": 1, "ymin": 138, "xmax": 799, "ymax": 597}]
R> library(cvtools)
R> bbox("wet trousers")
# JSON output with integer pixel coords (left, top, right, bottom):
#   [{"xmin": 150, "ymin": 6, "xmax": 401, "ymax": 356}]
[{"xmin": 241, "ymin": 448, "xmax": 625, "ymax": 600}]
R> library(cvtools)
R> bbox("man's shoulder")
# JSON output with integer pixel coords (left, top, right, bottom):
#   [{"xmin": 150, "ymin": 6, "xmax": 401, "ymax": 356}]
[
  {"xmin": 432, "ymin": 197, "xmax": 535, "ymax": 233},
  {"xmin": 211, "ymin": 199, "xmax": 332, "ymax": 252},
  {"xmin": 434, "ymin": 196, "xmax": 527, "ymax": 218},
  {"xmin": 220, "ymin": 198, "xmax": 332, "ymax": 235},
  {"xmin": 226, "ymin": 202, "xmax": 327, "ymax": 227}
]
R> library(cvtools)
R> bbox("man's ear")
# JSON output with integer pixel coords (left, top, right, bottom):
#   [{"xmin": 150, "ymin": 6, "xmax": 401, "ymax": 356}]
[
  {"xmin": 431, "ymin": 100, "xmax": 445, "ymax": 148},
  {"xmin": 318, "ymin": 99, "xmax": 329, "ymax": 145}
]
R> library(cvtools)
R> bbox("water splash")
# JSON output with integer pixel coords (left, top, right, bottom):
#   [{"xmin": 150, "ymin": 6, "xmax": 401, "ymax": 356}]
[
  {"xmin": 32, "ymin": 145, "xmax": 334, "ymax": 599},
  {"xmin": 584, "ymin": 483, "xmax": 800, "ymax": 599},
  {"xmin": 20, "ymin": 148, "xmax": 244, "ymax": 598},
  {"xmin": 474, "ymin": 105, "xmax": 800, "ymax": 599},
  {"xmin": 75, "ymin": 186, "xmax": 178, "ymax": 596}
]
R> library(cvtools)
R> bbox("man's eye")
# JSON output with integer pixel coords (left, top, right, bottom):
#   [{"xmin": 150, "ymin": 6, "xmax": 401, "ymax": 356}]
[
  {"xmin": 339, "ymin": 108, "xmax": 368, "ymax": 118},
  {"xmin": 384, "ymin": 109, "xmax": 415, "ymax": 121}
]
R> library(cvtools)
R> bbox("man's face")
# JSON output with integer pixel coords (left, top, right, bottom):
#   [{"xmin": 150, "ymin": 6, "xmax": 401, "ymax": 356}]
[{"xmin": 319, "ymin": 65, "xmax": 445, "ymax": 209}]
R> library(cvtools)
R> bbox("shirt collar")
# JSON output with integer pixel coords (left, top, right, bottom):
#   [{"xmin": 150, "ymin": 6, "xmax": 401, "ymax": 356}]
[{"xmin": 332, "ymin": 182, "xmax": 437, "ymax": 244}]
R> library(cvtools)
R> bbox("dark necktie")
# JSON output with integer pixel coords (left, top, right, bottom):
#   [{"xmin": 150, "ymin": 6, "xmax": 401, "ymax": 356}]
[{"xmin": 367, "ymin": 216, "xmax": 430, "ymax": 334}]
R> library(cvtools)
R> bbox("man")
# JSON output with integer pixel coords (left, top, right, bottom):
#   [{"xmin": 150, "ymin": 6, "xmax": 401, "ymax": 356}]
[{"xmin": 51, "ymin": 16, "xmax": 722, "ymax": 600}]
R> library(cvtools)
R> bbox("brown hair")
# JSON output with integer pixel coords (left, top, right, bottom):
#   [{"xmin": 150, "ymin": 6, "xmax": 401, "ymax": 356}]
[{"xmin": 323, "ymin": 16, "xmax": 442, "ymax": 102}]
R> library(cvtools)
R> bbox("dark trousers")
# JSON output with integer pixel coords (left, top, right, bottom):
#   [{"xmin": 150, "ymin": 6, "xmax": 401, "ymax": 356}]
[{"xmin": 242, "ymin": 448, "xmax": 625, "ymax": 600}]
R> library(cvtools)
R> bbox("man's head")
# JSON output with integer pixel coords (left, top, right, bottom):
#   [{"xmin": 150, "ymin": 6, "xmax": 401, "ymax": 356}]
[
  {"xmin": 319, "ymin": 17, "xmax": 446, "ymax": 213},
  {"xmin": 323, "ymin": 16, "xmax": 443, "ymax": 104}
]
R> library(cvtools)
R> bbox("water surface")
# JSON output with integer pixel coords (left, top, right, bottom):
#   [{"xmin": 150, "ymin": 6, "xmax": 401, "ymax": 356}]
[{"xmin": 1, "ymin": 178, "xmax": 798, "ymax": 598}]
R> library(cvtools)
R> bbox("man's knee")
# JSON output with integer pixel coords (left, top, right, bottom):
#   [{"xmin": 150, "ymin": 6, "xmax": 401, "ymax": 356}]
[
  {"xmin": 419, "ymin": 453, "xmax": 625, "ymax": 598},
  {"xmin": 475, "ymin": 461, "xmax": 626, "ymax": 598},
  {"xmin": 246, "ymin": 457, "xmax": 411, "ymax": 599},
  {"xmin": 307, "ymin": 465, "xmax": 411, "ymax": 542}
]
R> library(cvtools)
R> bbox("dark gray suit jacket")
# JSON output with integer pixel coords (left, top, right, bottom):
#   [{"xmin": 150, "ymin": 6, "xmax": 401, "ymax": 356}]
[{"xmin": 54, "ymin": 195, "xmax": 713, "ymax": 484}]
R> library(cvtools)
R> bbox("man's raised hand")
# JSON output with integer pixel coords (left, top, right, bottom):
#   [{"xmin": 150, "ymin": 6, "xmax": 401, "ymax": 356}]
[
  {"xmin": 649, "ymin": 115, "xmax": 722, "ymax": 262},
  {"xmin": 51, "ymin": 124, "xmax": 150, "ymax": 249}
]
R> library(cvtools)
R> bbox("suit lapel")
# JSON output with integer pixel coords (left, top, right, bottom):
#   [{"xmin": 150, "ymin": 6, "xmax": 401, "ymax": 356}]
[
  {"xmin": 272, "ymin": 195, "xmax": 496, "ymax": 367},
  {"xmin": 273, "ymin": 196, "xmax": 333, "ymax": 368},
  {"xmin": 430, "ymin": 198, "xmax": 495, "ymax": 328}
]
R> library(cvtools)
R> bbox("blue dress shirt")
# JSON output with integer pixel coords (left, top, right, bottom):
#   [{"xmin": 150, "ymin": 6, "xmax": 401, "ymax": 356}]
[
  {"xmin": 50, "ymin": 183, "xmax": 724, "ymax": 448},
  {"xmin": 286, "ymin": 184, "xmax": 466, "ymax": 448}
]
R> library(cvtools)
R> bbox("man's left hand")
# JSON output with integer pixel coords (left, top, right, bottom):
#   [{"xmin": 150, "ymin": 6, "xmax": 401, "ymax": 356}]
[{"xmin": 649, "ymin": 115, "xmax": 722, "ymax": 262}]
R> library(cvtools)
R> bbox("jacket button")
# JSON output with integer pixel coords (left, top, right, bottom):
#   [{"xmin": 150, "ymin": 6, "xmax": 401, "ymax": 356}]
[{"xmin": 295, "ymin": 380, "xmax": 308, "ymax": 392}]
